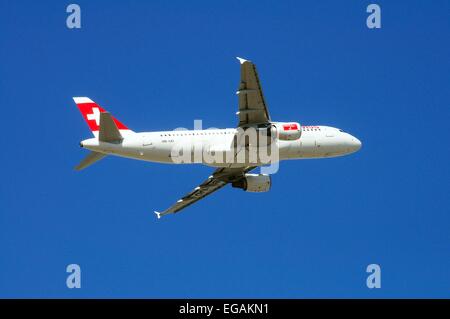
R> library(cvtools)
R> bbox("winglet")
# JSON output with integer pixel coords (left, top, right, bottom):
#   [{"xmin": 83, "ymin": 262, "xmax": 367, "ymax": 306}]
[
  {"xmin": 236, "ymin": 57, "xmax": 250, "ymax": 64},
  {"xmin": 154, "ymin": 211, "xmax": 162, "ymax": 219}
]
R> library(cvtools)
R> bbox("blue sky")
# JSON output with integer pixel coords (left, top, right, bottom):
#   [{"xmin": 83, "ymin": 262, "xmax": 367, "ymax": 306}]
[{"xmin": 1, "ymin": 0, "xmax": 449, "ymax": 298}]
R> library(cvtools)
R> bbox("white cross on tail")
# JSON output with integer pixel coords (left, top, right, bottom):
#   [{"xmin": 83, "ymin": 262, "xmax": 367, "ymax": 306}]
[{"xmin": 86, "ymin": 107, "xmax": 100, "ymax": 126}]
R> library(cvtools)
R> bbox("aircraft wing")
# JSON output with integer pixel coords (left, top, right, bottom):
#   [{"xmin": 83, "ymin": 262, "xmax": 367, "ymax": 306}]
[
  {"xmin": 154, "ymin": 166, "xmax": 256, "ymax": 218},
  {"xmin": 236, "ymin": 57, "xmax": 271, "ymax": 126}
]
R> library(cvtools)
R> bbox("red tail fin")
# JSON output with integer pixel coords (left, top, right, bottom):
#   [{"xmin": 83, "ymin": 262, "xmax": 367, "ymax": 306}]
[{"xmin": 73, "ymin": 97, "xmax": 130, "ymax": 134}]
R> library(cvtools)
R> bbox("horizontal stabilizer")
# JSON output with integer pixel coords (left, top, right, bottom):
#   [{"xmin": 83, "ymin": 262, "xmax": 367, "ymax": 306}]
[
  {"xmin": 75, "ymin": 151, "xmax": 106, "ymax": 171},
  {"xmin": 99, "ymin": 112, "xmax": 123, "ymax": 142}
]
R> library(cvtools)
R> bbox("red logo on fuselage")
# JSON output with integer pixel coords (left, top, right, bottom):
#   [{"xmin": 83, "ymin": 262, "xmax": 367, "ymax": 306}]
[{"xmin": 282, "ymin": 123, "xmax": 299, "ymax": 131}]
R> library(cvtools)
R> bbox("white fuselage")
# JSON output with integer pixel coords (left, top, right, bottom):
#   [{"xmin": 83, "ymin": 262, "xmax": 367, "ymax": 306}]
[{"xmin": 80, "ymin": 125, "xmax": 361, "ymax": 167}]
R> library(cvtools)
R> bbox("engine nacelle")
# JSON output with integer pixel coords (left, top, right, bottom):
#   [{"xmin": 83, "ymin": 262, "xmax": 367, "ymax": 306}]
[
  {"xmin": 271, "ymin": 122, "xmax": 302, "ymax": 140},
  {"xmin": 231, "ymin": 173, "xmax": 271, "ymax": 192}
]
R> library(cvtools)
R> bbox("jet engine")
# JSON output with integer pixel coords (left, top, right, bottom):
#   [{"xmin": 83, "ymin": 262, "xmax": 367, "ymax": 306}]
[
  {"xmin": 232, "ymin": 173, "xmax": 271, "ymax": 192},
  {"xmin": 271, "ymin": 122, "xmax": 302, "ymax": 140}
]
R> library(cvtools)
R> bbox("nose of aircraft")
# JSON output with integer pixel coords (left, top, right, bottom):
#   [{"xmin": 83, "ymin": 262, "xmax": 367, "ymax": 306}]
[{"xmin": 349, "ymin": 136, "xmax": 362, "ymax": 152}]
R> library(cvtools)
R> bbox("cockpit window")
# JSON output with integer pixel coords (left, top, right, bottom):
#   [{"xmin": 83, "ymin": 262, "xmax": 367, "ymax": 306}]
[{"xmin": 338, "ymin": 129, "xmax": 345, "ymax": 133}]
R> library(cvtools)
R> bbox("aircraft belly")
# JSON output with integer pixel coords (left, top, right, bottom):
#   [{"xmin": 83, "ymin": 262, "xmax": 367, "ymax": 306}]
[{"xmin": 296, "ymin": 138, "xmax": 323, "ymax": 158}]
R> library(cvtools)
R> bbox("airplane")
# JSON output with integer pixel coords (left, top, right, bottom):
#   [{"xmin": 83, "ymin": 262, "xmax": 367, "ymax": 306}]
[{"xmin": 73, "ymin": 57, "xmax": 362, "ymax": 219}]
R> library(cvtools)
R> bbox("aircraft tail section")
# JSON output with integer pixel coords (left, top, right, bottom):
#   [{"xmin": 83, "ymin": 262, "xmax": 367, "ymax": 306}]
[
  {"xmin": 74, "ymin": 112, "xmax": 123, "ymax": 171},
  {"xmin": 73, "ymin": 97, "xmax": 133, "ymax": 137}
]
